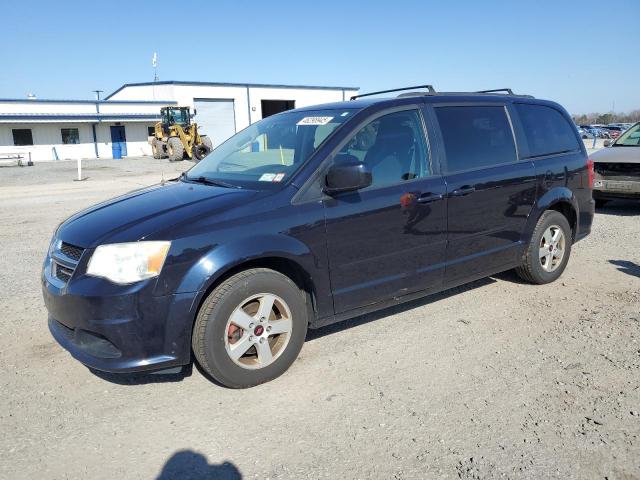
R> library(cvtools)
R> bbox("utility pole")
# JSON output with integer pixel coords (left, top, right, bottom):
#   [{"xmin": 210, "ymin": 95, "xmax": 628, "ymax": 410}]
[{"xmin": 93, "ymin": 90, "xmax": 103, "ymax": 102}]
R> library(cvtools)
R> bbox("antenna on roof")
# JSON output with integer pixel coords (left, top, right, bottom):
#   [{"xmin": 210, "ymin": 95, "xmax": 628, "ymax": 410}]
[{"xmin": 152, "ymin": 52, "xmax": 159, "ymax": 82}]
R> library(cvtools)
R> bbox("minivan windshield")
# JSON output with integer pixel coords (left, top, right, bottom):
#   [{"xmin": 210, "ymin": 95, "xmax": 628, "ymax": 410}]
[
  {"xmin": 186, "ymin": 108, "xmax": 356, "ymax": 188},
  {"xmin": 613, "ymin": 123, "xmax": 640, "ymax": 146}
]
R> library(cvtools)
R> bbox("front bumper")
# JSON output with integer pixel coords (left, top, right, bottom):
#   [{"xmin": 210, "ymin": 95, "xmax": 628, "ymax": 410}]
[
  {"xmin": 42, "ymin": 256, "xmax": 198, "ymax": 373},
  {"xmin": 593, "ymin": 178, "xmax": 640, "ymax": 200}
]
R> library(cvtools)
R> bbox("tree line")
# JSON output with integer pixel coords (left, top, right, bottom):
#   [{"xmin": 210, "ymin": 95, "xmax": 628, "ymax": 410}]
[{"xmin": 572, "ymin": 110, "xmax": 640, "ymax": 125}]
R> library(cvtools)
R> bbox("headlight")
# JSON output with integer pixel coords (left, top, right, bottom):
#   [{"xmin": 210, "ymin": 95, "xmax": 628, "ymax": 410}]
[{"xmin": 87, "ymin": 241, "xmax": 171, "ymax": 284}]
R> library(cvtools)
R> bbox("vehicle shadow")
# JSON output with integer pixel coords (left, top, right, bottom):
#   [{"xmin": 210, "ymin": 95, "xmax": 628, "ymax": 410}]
[
  {"xmin": 156, "ymin": 450, "xmax": 241, "ymax": 480},
  {"xmin": 596, "ymin": 200, "xmax": 640, "ymax": 216},
  {"xmin": 609, "ymin": 259, "xmax": 640, "ymax": 278},
  {"xmin": 306, "ymin": 277, "xmax": 495, "ymax": 341},
  {"xmin": 88, "ymin": 363, "xmax": 193, "ymax": 386}
]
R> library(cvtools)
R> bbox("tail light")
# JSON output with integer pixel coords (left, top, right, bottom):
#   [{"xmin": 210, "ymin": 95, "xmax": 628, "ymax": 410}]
[{"xmin": 586, "ymin": 158, "xmax": 594, "ymax": 189}]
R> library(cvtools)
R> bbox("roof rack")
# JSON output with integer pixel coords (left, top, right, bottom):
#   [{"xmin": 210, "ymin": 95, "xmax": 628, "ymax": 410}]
[
  {"xmin": 350, "ymin": 85, "xmax": 435, "ymax": 101},
  {"xmin": 476, "ymin": 88, "xmax": 514, "ymax": 95}
]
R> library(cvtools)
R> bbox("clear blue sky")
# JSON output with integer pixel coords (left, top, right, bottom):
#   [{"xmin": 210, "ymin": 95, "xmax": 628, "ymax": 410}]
[{"xmin": 3, "ymin": 0, "xmax": 638, "ymax": 114}]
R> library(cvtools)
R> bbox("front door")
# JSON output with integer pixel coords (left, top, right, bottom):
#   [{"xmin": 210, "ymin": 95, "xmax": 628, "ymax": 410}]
[
  {"xmin": 110, "ymin": 125, "xmax": 127, "ymax": 157},
  {"xmin": 432, "ymin": 104, "xmax": 536, "ymax": 283},
  {"xmin": 323, "ymin": 108, "xmax": 447, "ymax": 314}
]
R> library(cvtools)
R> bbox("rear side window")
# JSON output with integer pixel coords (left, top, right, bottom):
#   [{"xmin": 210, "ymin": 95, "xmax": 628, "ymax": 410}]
[
  {"xmin": 515, "ymin": 104, "xmax": 580, "ymax": 157},
  {"xmin": 435, "ymin": 106, "xmax": 517, "ymax": 173}
]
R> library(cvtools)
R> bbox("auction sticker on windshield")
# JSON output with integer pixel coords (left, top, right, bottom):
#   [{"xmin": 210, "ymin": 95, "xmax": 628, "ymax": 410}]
[
  {"xmin": 297, "ymin": 116, "xmax": 334, "ymax": 126},
  {"xmin": 258, "ymin": 173, "xmax": 286, "ymax": 182}
]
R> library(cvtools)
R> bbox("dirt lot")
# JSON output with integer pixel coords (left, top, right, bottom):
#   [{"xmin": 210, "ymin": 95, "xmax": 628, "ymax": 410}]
[{"xmin": 1, "ymin": 157, "xmax": 639, "ymax": 480}]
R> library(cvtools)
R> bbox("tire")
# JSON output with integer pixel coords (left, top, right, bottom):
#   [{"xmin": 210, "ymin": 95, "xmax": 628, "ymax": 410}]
[
  {"xmin": 201, "ymin": 135, "xmax": 213, "ymax": 151},
  {"xmin": 192, "ymin": 137, "xmax": 213, "ymax": 162},
  {"xmin": 167, "ymin": 137, "xmax": 185, "ymax": 162},
  {"xmin": 151, "ymin": 139, "xmax": 165, "ymax": 159},
  {"xmin": 595, "ymin": 199, "xmax": 609, "ymax": 208},
  {"xmin": 515, "ymin": 210, "xmax": 572, "ymax": 284},
  {"xmin": 192, "ymin": 268, "xmax": 308, "ymax": 388}
]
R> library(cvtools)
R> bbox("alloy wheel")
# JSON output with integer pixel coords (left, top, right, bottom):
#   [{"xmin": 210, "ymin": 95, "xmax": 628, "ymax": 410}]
[{"xmin": 224, "ymin": 293, "xmax": 293, "ymax": 369}]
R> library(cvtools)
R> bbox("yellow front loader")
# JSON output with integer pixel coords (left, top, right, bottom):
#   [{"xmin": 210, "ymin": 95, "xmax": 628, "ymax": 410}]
[{"xmin": 149, "ymin": 106, "xmax": 213, "ymax": 162}]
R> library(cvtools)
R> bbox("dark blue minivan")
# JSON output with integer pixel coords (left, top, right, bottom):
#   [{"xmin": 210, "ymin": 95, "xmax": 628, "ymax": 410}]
[{"xmin": 43, "ymin": 86, "xmax": 595, "ymax": 387}]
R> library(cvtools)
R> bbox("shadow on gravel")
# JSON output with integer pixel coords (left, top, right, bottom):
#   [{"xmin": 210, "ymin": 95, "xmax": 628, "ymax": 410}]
[
  {"xmin": 88, "ymin": 363, "xmax": 193, "ymax": 386},
  {"xmin": 156, "ymin": 450, "xmax": 241, "ymax": 480},
  {"xmin": 596, "ymin": 200, "xmax": 640, "ymax": 216},
  {"xmin": 306, "ymin": 277, "xmax": 495, "ymax": 341},
  {"xmin": 491, "ymin": 269, "xmax": 531, "ymax": 285},
  {"xmin": 609, "ymin": 259, "xmax": 640, "ymax": 278}
]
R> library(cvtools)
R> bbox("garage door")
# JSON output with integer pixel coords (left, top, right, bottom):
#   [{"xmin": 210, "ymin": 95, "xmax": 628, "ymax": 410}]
[{"xmin": 193, "ymin": 99, "xmax": 236, "ymax": 148}]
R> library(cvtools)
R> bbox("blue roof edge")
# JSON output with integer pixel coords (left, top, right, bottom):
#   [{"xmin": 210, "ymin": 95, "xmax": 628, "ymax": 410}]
[
  {"xmin": 105, "ymin": 81, "xmax": 360, "ymax": 100},
  {"xmin": 0, "ymin": 98, "xmax": 177, "ymax": 105}
]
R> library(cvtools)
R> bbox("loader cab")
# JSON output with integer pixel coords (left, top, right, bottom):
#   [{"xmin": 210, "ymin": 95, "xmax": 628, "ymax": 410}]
[{"xmin": 161, "ymin": 107, "xmax": 191, "ymax": 132}]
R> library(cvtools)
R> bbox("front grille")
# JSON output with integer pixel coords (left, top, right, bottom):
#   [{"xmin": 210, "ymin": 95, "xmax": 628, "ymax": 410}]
[
  {"xmin": 54, "ymin": 262, "xmax": 74, "ymax": 282},
  {"xmin": 60, "ymin": 242, "xmax": 84, "ymax": 261},
  {"xmin": 595, "ymin": 162, "xmax": 640, "ymax": 178}
]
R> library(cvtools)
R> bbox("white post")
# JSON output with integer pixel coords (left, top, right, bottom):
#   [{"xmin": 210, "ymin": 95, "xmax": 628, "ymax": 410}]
[{"xmin": 77, "ymin": 158, "xmax": 82, "ymax": 181}]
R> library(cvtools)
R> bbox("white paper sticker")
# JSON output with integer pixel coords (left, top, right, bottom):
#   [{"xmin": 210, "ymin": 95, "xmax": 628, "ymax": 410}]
[
  {"xmin": 273, "ymin": 173, "xmax": 286, "ymax": 182},
  {"xmin": 259, "ymin": 173, "xmax": 277, "ymax": 182},
  {"xmin": 297, "ymin": 116, "xmax": 334, "ymax": 126}
]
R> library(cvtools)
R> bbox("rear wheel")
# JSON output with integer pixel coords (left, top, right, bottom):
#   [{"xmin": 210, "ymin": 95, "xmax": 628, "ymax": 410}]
[
  {"xmin": 515, "ymin": 210, "xmax": 572, "ymax": 284},
  {"xmin": 192, "ymin": 268, "xmax": 308, "ymax": 388},
  {"xmin": 151, "ymin": 139, "xmax": 165, "ymax": 159},
  {"xmin": 167, "ymin": 137, "xmax": 184, "ymax": 162}
]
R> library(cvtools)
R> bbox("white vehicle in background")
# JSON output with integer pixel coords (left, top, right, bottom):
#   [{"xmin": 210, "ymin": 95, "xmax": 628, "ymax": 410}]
[{"xmin": 592, "ymin": 122, "xmax": 640, "ymax": 207}]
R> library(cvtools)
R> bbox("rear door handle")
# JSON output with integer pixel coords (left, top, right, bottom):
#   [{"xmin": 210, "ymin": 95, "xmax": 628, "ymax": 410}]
[
  {"xmin": 449, "ymin": 186, "xmax": 476, "ymax": 197},
  {"xmin": 417, "ymin": 192, "xmax": 444, "ymax": 204}
]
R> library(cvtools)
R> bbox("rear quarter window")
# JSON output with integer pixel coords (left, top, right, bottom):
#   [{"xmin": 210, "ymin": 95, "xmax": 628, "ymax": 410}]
[
  {"xmin": 435, "ymin": 105, "xmax": 517, "ymax": 173},
  {"xmin": 515, "ymin": 104, "xmax": 580, "ymax": 158}
]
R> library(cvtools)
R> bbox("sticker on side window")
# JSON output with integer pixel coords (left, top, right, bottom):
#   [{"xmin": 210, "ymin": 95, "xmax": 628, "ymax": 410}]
[{"xmin": 297, "ymin": 116, "xmax": 334, "ymax": 126}]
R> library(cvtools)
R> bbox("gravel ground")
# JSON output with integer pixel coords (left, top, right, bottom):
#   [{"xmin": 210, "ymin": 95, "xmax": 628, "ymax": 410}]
[{"xmin": 0, "ymin": 157, "xmax": 639, "ymax": 480}]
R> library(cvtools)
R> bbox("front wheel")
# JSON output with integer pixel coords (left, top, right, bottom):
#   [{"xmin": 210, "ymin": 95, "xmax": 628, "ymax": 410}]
[
  {"xmin": 192, "ymin": 268, "xmax": 308, "ymax": 388},
  {"xmin": 515, "ymin": 210, "xmax": 572, "ymax": 284},
  {"xmin": 167, "ymin": 137, "xmax": 185, "ymax": 162}
]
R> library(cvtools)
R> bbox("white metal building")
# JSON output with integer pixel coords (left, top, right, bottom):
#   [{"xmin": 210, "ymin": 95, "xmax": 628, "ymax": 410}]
[{"xmin": 0, "ymin": 81, "xmax": 358, "ymax": 162}]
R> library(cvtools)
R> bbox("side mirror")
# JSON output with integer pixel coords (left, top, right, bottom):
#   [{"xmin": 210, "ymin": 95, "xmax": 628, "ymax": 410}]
[
  {"xmin": 323, "ymin": 155, "xmax": 372, "ymax": 195},
  {"xmin": 603, "ymin": 139, "xmax": 612, "ymax": 147}
]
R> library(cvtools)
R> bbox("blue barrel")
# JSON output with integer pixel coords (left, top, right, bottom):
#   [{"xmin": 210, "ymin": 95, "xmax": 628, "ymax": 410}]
[{"xmin": 112, "ymin": 143, "xmax": 122, "ymax": 160}]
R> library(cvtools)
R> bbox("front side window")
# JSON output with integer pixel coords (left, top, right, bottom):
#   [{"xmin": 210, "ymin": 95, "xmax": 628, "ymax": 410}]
[
  {"xmin": 12, "ymin": 129, "xmax": 33, "ymax": 146},
  {"xmin": 61, "ymin": 128, "xmax": 80, "ymax": 144},
  {"xmin": 614, "ymin": 123, "xmax": 640, "ymax": 146},
  {"xmin": 186, "ymin": 109, "xmax": 355, "ymax": 188},
  {"xmin": 515, "ymin": 104, "xmax": 580, "ymax": 157},
  {"xmin": 435, "ymin": 106, "xmax": 517, "ymax": 173},
  {"xmin": 337, "ymin": 109, "xmax": 430, "ymax": 188}
]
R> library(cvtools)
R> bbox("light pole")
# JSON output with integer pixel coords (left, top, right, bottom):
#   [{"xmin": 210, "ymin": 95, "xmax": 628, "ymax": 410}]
[{"xmin": 92, "ymin": 90, "xmax": 104, "ymax": 159}]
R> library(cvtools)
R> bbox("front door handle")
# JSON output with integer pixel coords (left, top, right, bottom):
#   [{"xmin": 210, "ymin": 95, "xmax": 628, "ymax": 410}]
[
  {"xmin": 417, "ymin": 192, "xmax": 444, "ymax": 204},
  {"xmin": 449, "ymin": 186, "xmax": 476, "ymax": 197}
]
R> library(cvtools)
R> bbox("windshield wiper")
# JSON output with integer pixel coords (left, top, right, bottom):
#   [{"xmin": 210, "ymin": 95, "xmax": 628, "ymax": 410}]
[{"xmin": 182, "ymin": 173, "xmax": 241, "ymax": 189}]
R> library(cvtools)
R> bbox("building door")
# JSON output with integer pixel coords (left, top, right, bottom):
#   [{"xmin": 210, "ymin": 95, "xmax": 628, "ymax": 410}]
[
  {"xmin": 193, "ymin": 99, "xmax": 236, "ymax": 149},
  {"xmin": 110, "ymin": 125, "xmax": 127, "ymax": 157},
  {"xmin": 261, "ymin": 100, "xmax": 295, "ymax": 119}
]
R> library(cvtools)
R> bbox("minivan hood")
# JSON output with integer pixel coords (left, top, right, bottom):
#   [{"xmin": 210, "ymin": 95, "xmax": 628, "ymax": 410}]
[
  {"xmin": 591, "ymin": 146, "xmax": 640, "ymax": 164},
  {"xmin": 57, "ymin": 180, "xmax": 262, "ymax": 247}
]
